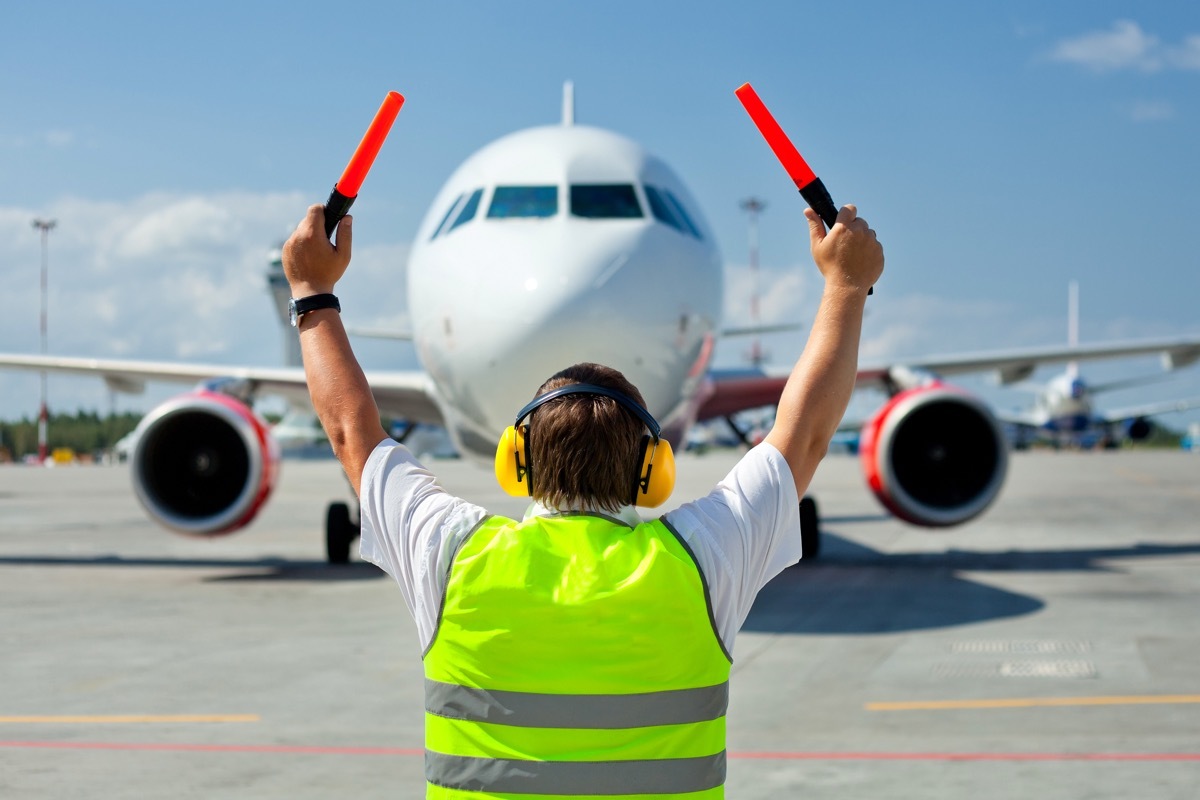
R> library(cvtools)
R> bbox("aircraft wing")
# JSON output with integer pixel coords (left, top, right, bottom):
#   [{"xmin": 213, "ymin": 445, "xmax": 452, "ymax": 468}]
[
  {"xmin": 867, "ymin": 337, "xmax": 1200, "ymax": 388},
  {"xmin": 991, "ymin": 409, "xmax": 1043, "ymax": 429},
  {"xmin": 696, "ymin": 335, "xmax": 1200, "ymax": 421},
  {"xmin": 344, "ymin": 324, "xmax": 414, "ymax": 341},
  {"xmin": 1098, "ymin": 396, "xmax": 1200, "ymax": 425},
  {"xmin": 0, "ymin": 354, "xmax": 444, "ymax": 426}
]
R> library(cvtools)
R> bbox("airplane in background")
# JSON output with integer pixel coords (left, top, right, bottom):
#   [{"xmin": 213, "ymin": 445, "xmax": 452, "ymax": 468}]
[
  {"xmin": 1001, "ymin": 366, "xmax": 1200, "ymax": 450},
  {"xmin": 998, "ymin": 283, "xmax": 1200, "ymax": 449},
  {"xmin": 4, "ymin": 84, "xmax": 1200, "ymax": 563}
]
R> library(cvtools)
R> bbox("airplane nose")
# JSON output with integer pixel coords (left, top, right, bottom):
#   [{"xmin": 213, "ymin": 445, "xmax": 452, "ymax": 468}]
[
  {"xmin": 411, "ymin": 218, "xmax": 722, "ymax": 450},
  {"xmin": 471, "ymin": 230, "xmax": 712, "ymax": 427}
]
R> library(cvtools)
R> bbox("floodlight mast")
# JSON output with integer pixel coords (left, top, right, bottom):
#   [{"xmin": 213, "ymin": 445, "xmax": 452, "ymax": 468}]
[
  {"xmin": 32, "ymin": 218, "xmax": 57, "ymax": 463},
  {"xmin": 739, "ymin": 197, "xmax": 766, "ymax": 367}
]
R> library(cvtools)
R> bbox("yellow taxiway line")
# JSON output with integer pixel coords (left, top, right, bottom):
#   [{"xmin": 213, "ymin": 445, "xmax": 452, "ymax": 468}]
[
  {"xmin": 0, "ymin": 714, "xmax": 259, "ymax": 724},
  {"xmin": 867, "ymin": 695, "xmax": 1200, "ymax": 711}
]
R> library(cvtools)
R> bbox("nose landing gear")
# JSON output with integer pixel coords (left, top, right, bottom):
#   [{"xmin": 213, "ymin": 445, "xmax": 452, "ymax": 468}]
[
  {"xmin": 326, "ymin": 501, "xmax": 361, "ymax": 564},
  {"xmin": 798, "ymin": 495, "xmax": 820, "ymax": 563}
]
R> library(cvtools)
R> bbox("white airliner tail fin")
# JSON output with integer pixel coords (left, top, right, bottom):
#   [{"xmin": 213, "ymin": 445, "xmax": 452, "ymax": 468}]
[{"xmin": 562, "ymin": 80, "xmax": 575, "ymax": 126}]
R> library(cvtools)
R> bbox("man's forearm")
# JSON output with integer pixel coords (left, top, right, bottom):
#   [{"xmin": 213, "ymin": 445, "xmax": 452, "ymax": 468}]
[
  {"xmin": 297, "ymin": 308, "xmax": 388, "ymax": 496},
  {"xmin": 765, "ymin": 283, "xmax": 868, "ymax": 490}
]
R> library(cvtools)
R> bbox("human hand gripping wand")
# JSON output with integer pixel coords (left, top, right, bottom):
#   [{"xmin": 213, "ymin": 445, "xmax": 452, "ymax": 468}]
[
  {"xmin": 735, "ymin": 82, "xmax": 873, "ymax": 295},
  {"xmin": 323, "ymin": 91, "xmax": 405, "ymax": 239}
]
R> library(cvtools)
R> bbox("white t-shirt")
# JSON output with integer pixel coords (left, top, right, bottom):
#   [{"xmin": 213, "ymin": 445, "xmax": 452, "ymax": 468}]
[{"xmin": 358, "ymin": 439, "xmax": 801, "ymax": 656}]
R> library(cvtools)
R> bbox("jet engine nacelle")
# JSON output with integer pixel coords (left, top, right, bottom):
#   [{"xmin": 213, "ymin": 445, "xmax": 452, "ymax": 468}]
[
  {"xmin": 130, "ymin": 391, "xmax": 280, "ymax": 536},
  {"xmin": 859, "ymin": 383, "xmax": 1008, "ymax": 527},
  {"xmin": 1126, "ymin": 417, "xmax": 1152, "ymax": 441}
]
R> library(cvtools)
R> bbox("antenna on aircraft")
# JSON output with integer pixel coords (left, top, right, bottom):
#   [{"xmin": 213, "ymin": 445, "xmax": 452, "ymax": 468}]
[{"xmin": 562, "ymin": 81, "xmax": 575, "ymax": 126}]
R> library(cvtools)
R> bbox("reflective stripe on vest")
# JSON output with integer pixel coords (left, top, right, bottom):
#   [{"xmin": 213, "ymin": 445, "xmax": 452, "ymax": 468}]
[
  {"xmin": 423, "ymin": 514, "xmax": 731, "ymax": 798},
  {"xmin": 426, "ymin": 751, "xmax": 727, "ymax": 795}
]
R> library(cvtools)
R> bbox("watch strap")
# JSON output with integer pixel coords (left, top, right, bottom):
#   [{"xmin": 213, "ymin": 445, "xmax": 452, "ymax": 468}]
[{"xmin": 292, "ymin": 293, "xmax": 340, "ymax": 325}]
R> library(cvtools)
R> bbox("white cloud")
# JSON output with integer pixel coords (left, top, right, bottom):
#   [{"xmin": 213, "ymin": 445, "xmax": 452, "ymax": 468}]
[
  {"xmin": 1167, "ymin": 34, "xmax": 1200, "ymax": 70},
  {"xmin": 0, "ymin": 130, "xmax": 76, "ymax": 149},
  {"xmin": 1128, "ymin": 100, "xmax": 1174, "ymax": 122},
  {"xmin": 1049, "ymin": 20, "xmax": 1162, "ymax": 72},
  {"xmin": 1048, "ymin": 20, "xmax": 1200, "ymax": 74},
  {"xmin": 0, "ymin": 191, "xmax": 415, "ymax": 419},
  {"xmin": 721, "ymin": 260, "xmax": 811, "ymax": 330},
  {"xmin": 45, "ymin": 130, "xmax": 74, "ymax": 147},
  {"xmin": 116, "ymin": 196, "xmax": 235, "ymax": 260}
]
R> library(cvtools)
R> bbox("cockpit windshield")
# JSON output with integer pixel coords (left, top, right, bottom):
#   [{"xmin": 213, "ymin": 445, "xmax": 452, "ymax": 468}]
[
  {"xmin": 643, "ymin": 185, "xmax": 685, "ymax": 233},
  {"xmin": 488, "ymin": 186, "xmax": 558, "ymax": 218},
  {"xmin": 446, "ymin": 188, "xmax": 483, "ymax": 234},
  {"xmin": 643, "ymin": 184, "xmax": 704, "ymax": 240},
  {"xmin": 430, "ymin": 193, "xmax": 463, "ymax": 240},
  {"xmin": 663, "ymin": 189, "xmax": 702, "ymax": 239},
  {"xmin": 570, "ymin": 184, "xmax": 643, "ymax": 219}
]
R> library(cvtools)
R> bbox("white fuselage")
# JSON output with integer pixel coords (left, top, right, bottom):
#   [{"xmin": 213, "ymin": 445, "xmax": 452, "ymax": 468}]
[
  {"xmin": 406, "ymin": 124, "xmax": 724, "ymax": 459},
  {"xmin": 1034, "ymin": 372, "xmax": 1093, "ymax": 432}
]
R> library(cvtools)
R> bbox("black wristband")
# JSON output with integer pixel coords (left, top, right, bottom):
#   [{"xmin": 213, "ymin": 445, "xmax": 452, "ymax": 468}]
[{"xmin": 289, "ymin": 293, "xmax": 340, "ymax": 327}]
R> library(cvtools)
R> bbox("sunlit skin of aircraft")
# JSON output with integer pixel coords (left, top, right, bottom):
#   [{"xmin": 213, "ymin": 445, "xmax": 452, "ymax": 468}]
[{"xmin": 4, "ymin": 87, "xmax": 1200, "ymax": 562}]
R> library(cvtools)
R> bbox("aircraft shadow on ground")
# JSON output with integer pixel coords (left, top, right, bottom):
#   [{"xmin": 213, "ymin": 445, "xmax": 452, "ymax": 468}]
[
  {"xmin": 0, "ymin": 554, "xmax": 387, "ymax": 583},
  {"xmin": 741, "ymin": 530, "xmax": 1200, "ymax": 635}
]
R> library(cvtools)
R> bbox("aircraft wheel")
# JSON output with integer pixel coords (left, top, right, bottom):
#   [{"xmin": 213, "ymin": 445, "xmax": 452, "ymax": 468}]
[
  {"xmin": 799, "ymin": 495, "xmax": 820, "ymax": 562},
  {"xmin": 326, "ymin": 501, "xmax": 359, "ymax": 564}
]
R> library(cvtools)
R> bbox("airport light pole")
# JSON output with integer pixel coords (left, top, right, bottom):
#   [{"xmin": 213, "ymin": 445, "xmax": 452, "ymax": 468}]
[
  {"xmin": 739, "ymin": 197, "xmax": 766, "ymax": 367},
  {"xmin": 32, "ymin": 218, "xmax": 57, "ymax": 463}
]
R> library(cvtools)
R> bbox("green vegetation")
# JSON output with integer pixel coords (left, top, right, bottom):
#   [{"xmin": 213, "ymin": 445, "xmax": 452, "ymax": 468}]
[
  {"xmin": 0, "ymin": 410, "xmax": 142, "ymax": 462},
  {"xmin": 1132, "ymin": 423, "xmax": 1184, "ymax": 449}
]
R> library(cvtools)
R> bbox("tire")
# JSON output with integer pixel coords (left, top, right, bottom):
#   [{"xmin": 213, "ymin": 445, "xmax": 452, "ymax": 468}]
[
  {"xmin": 325, "ymin": 501, "xmax": 357, "ymax": 564},
  {"xmin": 799, "ymin": 495, "xmax": 820, "ymax": 562}
]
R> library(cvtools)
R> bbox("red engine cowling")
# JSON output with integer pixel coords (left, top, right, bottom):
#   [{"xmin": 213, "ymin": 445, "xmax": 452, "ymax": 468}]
[
  {"xmin": 130, "ymin": 391, "xmax": 281, "ymax": 535},
  {"xmin": 859, "ymin": 383, "xmax": 1008, "ymax": 527}
]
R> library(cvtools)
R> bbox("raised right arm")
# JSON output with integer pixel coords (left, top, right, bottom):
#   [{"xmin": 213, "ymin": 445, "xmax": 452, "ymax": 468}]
[{"xmin": 763, "ymin": 204, "xmax": 884, "ymax": 500}]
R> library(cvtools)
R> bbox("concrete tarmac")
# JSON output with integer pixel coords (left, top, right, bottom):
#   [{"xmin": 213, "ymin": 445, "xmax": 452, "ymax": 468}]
[{"xmin": 2, "ymin": 449, "xmax": 1199, "ymax": 799}]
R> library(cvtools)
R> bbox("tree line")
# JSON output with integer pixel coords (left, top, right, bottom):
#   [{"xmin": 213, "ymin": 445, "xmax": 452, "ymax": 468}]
[{"xmin": 0, "ymin": 410, "xmax": 142, "ymax": 462}]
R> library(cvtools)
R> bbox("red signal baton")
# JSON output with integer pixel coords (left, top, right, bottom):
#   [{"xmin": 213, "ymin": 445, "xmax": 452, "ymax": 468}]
[
  {"xmin": 735, "ymin": 82, "xmax": 872, "ymax": 294},
  {"xmin": 324, "ymin": 91, "xmax": 405, "ymax": 239}
]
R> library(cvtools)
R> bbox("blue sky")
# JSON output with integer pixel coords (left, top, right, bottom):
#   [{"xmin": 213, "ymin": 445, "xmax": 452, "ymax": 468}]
[{"xmin": 2, "ymin": 1, "xmax": 1199, "ymax": 433}]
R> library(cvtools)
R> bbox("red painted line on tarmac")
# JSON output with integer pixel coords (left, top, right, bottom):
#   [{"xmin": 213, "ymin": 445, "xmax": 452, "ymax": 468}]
[
  {"xmin": 730, "ymin": 751, "xmax": 1200, "ymax": 761},
  {"xmin": 0, "ymin": 741, "xmax": 1197, "ymax": 761},
  {"xmin": 0, "ymin": 741, "xmax": 422, "ymax": 756}
]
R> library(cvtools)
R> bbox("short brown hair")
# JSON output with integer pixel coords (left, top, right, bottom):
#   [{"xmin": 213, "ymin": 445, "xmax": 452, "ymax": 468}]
[{"xmin": 526, "ymin": 363, "xmax": 648, "ymax": 512}]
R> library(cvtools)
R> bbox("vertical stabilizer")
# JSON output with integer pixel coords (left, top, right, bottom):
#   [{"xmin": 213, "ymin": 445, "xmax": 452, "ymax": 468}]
[
  {"xmin": 1067, "ymin": 280, "xmax": 1079, "ymax": 378},
  {"xmin": 562, "ymin": 80, "xmax": 575, "ymax": 126}
]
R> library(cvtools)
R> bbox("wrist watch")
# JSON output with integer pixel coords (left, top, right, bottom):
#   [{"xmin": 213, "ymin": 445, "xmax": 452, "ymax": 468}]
[{"xmin": 289, "ymin": 293, "xmax": 341, "ymax": 327}]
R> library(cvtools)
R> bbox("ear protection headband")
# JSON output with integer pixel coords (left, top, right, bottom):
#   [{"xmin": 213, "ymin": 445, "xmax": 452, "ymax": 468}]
[{"xmin": 494, "ymin": 383, "xmax": 676, "ymax": 507}]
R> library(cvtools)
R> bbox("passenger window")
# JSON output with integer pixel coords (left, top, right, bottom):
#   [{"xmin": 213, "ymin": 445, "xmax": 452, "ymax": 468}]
[
  {"xmin": 487, "ymin": 186, "xmax": 558, "ymax": 218},
  {"xmin": 664, "ymin": 190, "xmax": 702, "ymax": 239},
  {"xmin": 644, "ymin": 185, "xmax": 685, "ymax": 233},
  {"xmin": 446, "ymin": 188, "xmax": 483, "ymax": 234},
  {"xmin": 430, "ymin": 193, "xmax": 463, "ymax": 240},
  {"xmin": 570, "ymin": 184, "xmax": 643, "ymax": 219}
]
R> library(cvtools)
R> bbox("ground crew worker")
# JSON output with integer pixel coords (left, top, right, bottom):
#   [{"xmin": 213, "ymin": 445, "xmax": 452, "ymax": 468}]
[{"xmin": 282, "ymin": 200, "xmax": 883, "ymax": 797}]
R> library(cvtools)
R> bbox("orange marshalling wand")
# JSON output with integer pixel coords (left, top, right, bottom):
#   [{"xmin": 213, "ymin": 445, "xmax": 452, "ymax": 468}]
[
  {"xmin": 324, "ymin": 91, "xmax": 405, "ymax": 238},
  {"xmin": 735, "ymin": 82, "xmax": 871, "ymax": 294}
]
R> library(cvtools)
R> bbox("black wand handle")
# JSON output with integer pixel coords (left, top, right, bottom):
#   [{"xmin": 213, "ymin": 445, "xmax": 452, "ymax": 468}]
[
  {"xmin": 799, "ymin": 177, "xmax": 838, "ymax": 230},
  {"xmin": 799, "ymin": 177, "xmax": 874, "ymax": 295},
  {"xmin": 323, "ymin": 187, "xmax": 356, "ymax": 240}
]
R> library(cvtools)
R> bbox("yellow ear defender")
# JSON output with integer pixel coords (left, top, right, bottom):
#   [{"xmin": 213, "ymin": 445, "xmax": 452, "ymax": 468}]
[
  {"xmin": 494, "ymin": 423, "xmax": 531, "ymax": 498},
  {"xmin": 494, "ymin": 383, "xmax": 676, "ymax": 507}
]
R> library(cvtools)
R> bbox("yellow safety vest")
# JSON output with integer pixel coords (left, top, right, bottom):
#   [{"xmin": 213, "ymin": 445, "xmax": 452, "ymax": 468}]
[{"xmin": 423, "ymin": 512, "xmax": 732, "ymax": 798}]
